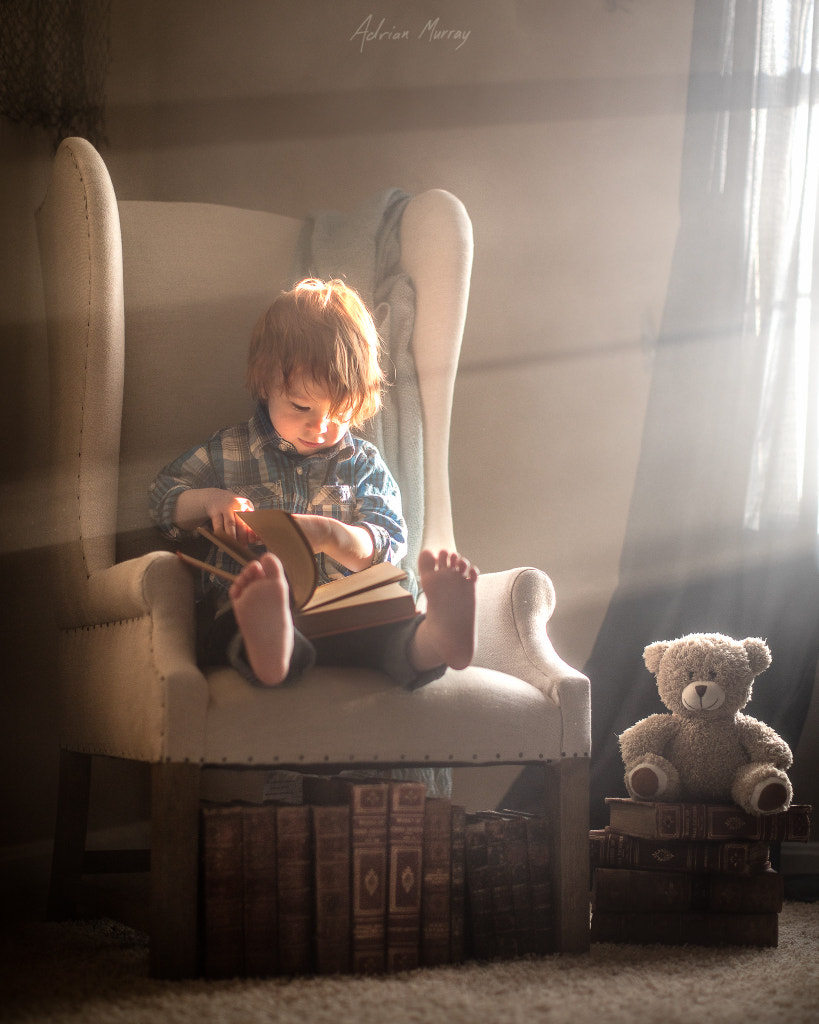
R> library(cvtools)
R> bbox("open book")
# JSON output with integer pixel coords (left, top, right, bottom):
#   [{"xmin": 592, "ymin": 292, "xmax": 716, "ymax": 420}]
[{"xmin": 177, "ymin": 508, "xmax": 417, "ymax": 639}]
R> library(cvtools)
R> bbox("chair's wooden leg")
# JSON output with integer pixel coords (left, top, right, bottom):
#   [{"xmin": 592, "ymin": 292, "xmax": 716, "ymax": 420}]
[
  {"xmin": 544, "ymin": 756, "xmax": 591, "ymax": 953},
  {"xmin": 150, "ymin": 761, "xmax": 201, "ymax": 979},
  {"xmin": 48, "ymin": 749, "xmax": 92, "ymax": 920}
]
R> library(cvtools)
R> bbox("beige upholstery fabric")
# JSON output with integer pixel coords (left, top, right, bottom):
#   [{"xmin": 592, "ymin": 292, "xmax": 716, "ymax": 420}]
[{"xmin": 39, "ymin": 138, "xmax": 591, "ymax": 963}]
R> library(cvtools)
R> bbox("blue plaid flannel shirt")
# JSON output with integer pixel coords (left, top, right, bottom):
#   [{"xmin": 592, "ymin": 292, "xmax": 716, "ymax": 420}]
[{"xmin": 149, "ymin": 403, "xmax": 408, "ymax": 595}]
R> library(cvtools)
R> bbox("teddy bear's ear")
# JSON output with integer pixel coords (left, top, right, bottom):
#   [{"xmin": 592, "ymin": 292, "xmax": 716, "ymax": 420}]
[
  {"xmin": 743, "ymin": 637, "xmax": 772, "ymax": 676},
  {"xmin": 643, "ymin": 641, "xmax": 670, "ymax": 675}
]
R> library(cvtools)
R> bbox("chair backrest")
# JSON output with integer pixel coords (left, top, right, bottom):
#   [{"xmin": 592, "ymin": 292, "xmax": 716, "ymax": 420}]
[
  {"xmin": 37, "ymin": 138, "xmax": 472, "ymax": 619},
  {"xmin": 114, "ymin": 199, "xmax": 303, "ymax": 559}
]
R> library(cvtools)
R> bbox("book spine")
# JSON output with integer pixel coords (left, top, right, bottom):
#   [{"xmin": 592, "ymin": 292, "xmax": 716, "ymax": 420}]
[
  {"xmin": 483, "ymin": 818, "xmax": 519, "ymax": 959},
  {"xmin": 201, "ymin": 804, "xmax": 245, "ymax": 979},
  {"xmin": 591, "ymin": 910, "xmax": 779, "ymax": 947},
  {"xmin": 606, "ymin": 800, "xmax": 811, "ymax": 842},
  {"xmin": 241, "ymin": 805, "xmax": 278, "ymax": 977},
  {"xmin": 276, "ymin": 804, "xmax": 313, "ymax": 975},
  {"xmin": 705, "ymin": 803, "xmax": 811, "ymax": 842},
  {"xmin": 386, "ymin": 781, "xmax": 427, "ymax": 972},
  {"xmin": 523, "ymin": 815, "xmax": 554, "ymax": 955},
  {"xmin": 503, "ymin": 816, "xmax": 535, "ymax": 956},
  {"xmin": 312, "ymin": 804, "xmax": 352, "ymax": 975},
  {"xmin": 449, "ymin": 805, "xmax": 467, "ymax": 963},
  {"xmin": 464, "ymin": 817, "xmax": 494, "ymax": 960},
  {"xmin": 421, "ymin": 798, "xmax": 452, "ymax": 967},
  {"xmin": 349, "ymin": 783, "xmax": 389, "ymax": 974},
  {"xmin": 592, "ymin": 867, "xmax": 784, "ymax": 914},
  {"xmin": 589, "ymin": 828, "xmax": 772, "ymax": 876}
]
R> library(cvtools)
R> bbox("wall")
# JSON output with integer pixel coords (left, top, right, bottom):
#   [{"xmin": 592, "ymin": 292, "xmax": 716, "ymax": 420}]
[
  {"xmin": 101, "ymin": 0, "xmax": 694, "ymax": 665},
  {"xmin": 0, "ymin": 0, "xmax": 695, "ymax": 881}
]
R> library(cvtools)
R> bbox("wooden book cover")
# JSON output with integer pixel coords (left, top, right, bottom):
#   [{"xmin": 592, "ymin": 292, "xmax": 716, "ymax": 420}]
[
  {"xmin": 449, "ymin": 804, "xmax": 467, "ymax": 964},
  {"xmin": 276, "ymin": 804, "xmax": 314, "ymax": 975},
  {"xmin": 421, "ymin": 797, "xmax": 452, "ymax": 967},
  {"xmin": 589, "ymin": 827, "xmax": 772, "ymax": 877},
  {"xmin": 605, "ymin": 799, "xmax": 812, "ymax": 843},
  {"xmin": 481, "ymin": 816, "xmax": 519, "ymax": 960},
  {"xmin": 385, "ymin": 781, "xmax": 427, "ymax": 972},
  {"xmin": 301, "ymin": 775, "xmax": 389, "ymax": 974},
  {"xmin": 312, "ymin": 804, "xmax": 352, "ymax": 975},
  {"xmin": 241, "ymin": 804, "xmax": 278, "ymax": 977},
  {"xmin": 201, "ymin": 804, "xmax": 245, "ymax": 979},
  {"xmin": 592, "ymin": 866, "xmax": 784, "ymax": 915},
  {"xmin": 591, "ymin": 910, "xmax": 779, "ymax": 947},
  {"xmin": 523, "ymin": 814, "xmax": 554, "ymax": 955},
  {"xmin": 499, "ymin": 809, "xmax": 554, "ymax": 955},
  {"xmin": 501, "ymin": 815, "xmax": 535, "ymax": 956},
  {"xmin": 464, "ymin": 816, "xmax": 494, "ymax": 961},
  {"xmin": 183, "ymin": 510, "xmax": 416, "ymax": 638}
]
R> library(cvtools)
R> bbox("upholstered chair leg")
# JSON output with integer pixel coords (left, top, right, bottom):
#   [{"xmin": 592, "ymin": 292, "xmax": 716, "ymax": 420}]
[
  {"xmin": 149, "ymin": 761, "xmax": 202, "ymax": 979},
  {"xmin": 48, "ymin": 749, "xmax": 93, "ymax": 921},
  {"xmin": 545, "ymin": 757, "xmax": 591, "ymax": 952}
]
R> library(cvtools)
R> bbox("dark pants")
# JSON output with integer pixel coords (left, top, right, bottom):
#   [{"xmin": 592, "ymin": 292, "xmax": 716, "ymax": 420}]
[{"xmin": 199, "ymin": 596, "xmax": 445, "ymax": 690}]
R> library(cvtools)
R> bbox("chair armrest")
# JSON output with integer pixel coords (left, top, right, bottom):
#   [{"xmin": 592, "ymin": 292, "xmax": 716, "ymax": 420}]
[
  {"xmin": 55, "ymin": 550, "xmax": 209, "ymax": 763},
  {"xmin": 474, "ymin": 567, "xmax": 591, "ymax": 755},
  {"xmin": 62, "ymin": 549, "xmax": 195, "ymax": 631}
]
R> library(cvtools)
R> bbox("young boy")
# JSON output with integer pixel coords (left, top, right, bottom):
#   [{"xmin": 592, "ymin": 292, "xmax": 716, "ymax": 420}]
[{"xmin": 149, "ymin": 277, "xmax": 477, "ymax": 688}]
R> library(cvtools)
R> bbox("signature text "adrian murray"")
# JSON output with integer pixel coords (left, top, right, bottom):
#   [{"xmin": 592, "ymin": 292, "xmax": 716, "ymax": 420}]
[{"xmin": 351, "ymin": 15, "xmax": 472, "ymax": 53}]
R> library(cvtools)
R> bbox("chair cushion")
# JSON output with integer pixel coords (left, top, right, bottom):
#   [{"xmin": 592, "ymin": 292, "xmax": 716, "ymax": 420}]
[{"xmin": 202, "ymin": 663, "xmax": 564, "ymax": 767}]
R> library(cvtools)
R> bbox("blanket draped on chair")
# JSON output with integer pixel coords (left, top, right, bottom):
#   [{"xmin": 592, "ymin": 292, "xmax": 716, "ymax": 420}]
[
  {"xmin": 293, "ymin": 190, "xmax": 450, "ymax": 799},
  {"xmin": 291, "ymin": 189, "xmax": 424, "ymax": 585}
]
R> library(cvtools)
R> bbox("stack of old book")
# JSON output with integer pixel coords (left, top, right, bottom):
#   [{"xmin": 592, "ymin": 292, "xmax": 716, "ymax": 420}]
[
  {"xmin": 590, "ymin": 797, "xmax": 812, "ymax": 948},
  {"xmin": 199, "ymin": 774, "xmax": 555, "ymax": 978},
  {"xmin": 463, "ymin": 811, "xmax": 554, "ymax": 961}
]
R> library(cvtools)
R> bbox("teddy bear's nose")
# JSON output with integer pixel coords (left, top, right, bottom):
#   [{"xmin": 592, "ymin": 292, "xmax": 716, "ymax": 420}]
[{"xmin": 695, "ymin": 684, "xmax": 708, "ymax": 699}]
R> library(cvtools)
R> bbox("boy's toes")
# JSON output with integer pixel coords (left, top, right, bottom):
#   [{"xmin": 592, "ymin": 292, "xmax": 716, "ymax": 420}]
[
  {"xmin": 418, "ymin": 549, "xmax": 437, "ymax": 575},
  {"xmin": 258, "ymin": 551, "xmax": 286, "ymax": 580},
  {"xmin": 418, "ymin": 549, "xmax": 479, "ymax": 580}
]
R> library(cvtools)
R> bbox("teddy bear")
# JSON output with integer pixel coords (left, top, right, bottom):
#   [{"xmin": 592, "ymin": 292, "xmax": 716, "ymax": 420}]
[{"xmin": 619, "ymin": 632, "xmax": 793, "ymax": 816}]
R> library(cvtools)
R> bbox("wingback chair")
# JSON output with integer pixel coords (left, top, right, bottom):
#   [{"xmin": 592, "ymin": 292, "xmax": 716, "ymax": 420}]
[{"xmin": 38, "ymin": 137, "xmax": 591, "ymax": 977}]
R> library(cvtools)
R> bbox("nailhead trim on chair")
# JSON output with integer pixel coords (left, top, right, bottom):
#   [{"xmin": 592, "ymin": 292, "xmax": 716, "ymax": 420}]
[{"xmin": 188, "ymin": 753, "xmax": 587, "ymax": 766}]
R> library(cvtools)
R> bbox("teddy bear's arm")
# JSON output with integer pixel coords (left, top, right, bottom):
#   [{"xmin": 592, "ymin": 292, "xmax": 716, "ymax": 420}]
[
  {"xmin": 736, "ymin": 713, "xmax": 793, "ymax": 770},
  {"xmin": 619, "ymin": 714, "xmax": 680, "ymax": 763}
]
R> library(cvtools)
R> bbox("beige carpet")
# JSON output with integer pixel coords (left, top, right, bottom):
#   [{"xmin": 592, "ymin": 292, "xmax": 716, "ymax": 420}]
[{"xmin": 2, "ymin": 902, "xmax": 818, "ymax": 1024}]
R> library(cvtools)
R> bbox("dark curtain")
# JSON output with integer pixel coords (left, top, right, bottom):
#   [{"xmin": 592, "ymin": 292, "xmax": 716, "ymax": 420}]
[
  {"xmin": 505, "ymin": 0, "xmax": 819, "ymax": 828},
  {"xmin": 0, "ymin": 0, "xmax": 112, "ymax": 148}
]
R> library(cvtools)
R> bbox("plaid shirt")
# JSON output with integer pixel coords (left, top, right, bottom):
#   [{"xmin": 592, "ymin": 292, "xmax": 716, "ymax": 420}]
[{"xmin": 149, "ymin": 403, "xmax": 407, "ymax": 594}]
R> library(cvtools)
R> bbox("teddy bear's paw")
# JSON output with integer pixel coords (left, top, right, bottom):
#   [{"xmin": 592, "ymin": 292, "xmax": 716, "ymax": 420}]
[
  {"xmin": 626, "ymin": 762, "xmax": 668, "ymax": 800},
  {"xmin": 749, "ymin": 777, "xmax": 792, "ymax": 815},
  {"xmin": 733, "ymin": 764, "xmax": 793, "ymax": 815}
]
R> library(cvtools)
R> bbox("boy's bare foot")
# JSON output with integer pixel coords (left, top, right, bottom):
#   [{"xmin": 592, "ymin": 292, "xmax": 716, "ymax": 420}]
[
  {"xmin": 410, "ymin": 549, "xmax": 479, "ymax": 672},
  {"xmin": 230, "ymin": 552, "xmax": 294, "ymax": 686}
]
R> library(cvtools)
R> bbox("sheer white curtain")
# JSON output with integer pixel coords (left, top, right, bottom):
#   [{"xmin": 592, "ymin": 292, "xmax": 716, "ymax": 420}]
[
  {"xmin": 741, "ymin": 0, "xmax": 819, "ymax": 534},
  {"xmin": 505, "ymin": 0, "xmax": 819, "ymax": 828}
]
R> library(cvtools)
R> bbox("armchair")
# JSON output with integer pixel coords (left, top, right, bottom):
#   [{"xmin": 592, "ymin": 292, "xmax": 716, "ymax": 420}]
[{"xmin": 38, "ymin": 137, "xmax": 590, "ymax": 977}]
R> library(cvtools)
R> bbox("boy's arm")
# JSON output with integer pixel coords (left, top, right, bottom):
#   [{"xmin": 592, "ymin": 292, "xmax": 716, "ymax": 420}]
[
  {"xmin": 348, "ymin": 443, "xmax": 408, "ymax": 567},
  {"xmin": 293, "ymin": 441, "xmax": 406, "ymax": 573},
  {"xmin": 292, "ymin": 515, "xmax": 374, "ymax": 572},
  {"xmin": 149, "ymin": 436, "xmax": 254, "ymax": 543}
]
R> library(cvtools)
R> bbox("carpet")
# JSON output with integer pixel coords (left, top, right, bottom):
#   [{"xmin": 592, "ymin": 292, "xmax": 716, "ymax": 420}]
[{"xmin": 2, "ymin": 902, "xmax": 818, "ymax": 1024}]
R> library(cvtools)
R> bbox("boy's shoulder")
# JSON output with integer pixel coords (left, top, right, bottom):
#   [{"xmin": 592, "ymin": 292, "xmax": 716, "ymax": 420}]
[
  {"xmin": 199, "ymin": 417, "xmax": 255, "ymax": 449},
  {"xmin": 348, "ymin": 431, "xmax": 388, "ymax": 463}
]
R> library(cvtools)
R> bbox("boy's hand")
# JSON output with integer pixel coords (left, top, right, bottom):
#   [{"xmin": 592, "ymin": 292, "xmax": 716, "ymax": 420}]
[{"xmin": 174, "ymin": 488, "xmax": 256, "ymax": 542}]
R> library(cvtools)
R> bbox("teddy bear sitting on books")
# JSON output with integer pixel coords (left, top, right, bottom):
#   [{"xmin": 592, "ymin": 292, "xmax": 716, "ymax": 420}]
[{"xmin": 619, "ymin": 632, "xmax": 793, "ymax": 817}]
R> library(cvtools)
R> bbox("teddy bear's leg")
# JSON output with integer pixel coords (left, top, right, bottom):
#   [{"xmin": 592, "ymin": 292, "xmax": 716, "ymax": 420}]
[
  {"xmin": 625, "ymin": 754, "xmax": 681, "ymax": 802},
  {"xmin": 732, "ymin": 763, "xmax": 793, "ymax": 816}
]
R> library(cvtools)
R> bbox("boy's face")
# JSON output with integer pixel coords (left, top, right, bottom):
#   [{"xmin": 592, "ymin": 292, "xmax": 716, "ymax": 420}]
[{"xmin": 266, "ymin": 375, "xmax": 352, "ymax": 456}]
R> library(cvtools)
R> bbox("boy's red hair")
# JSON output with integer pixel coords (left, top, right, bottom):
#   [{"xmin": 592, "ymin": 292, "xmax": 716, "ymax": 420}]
[{"xmin": 247, "ymin": 278, "xmax": 385, "ymax": 428}]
